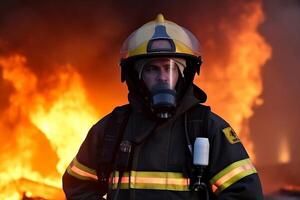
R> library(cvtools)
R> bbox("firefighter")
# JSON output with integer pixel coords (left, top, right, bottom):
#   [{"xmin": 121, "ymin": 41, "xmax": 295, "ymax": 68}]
[{"xmin": 62, "ymin": 14, "xmax": 264, "ymax": 200}]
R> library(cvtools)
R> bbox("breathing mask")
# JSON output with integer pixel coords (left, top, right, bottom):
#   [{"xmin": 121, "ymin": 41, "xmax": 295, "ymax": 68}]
[{"xmin": 135, "ymin": 57, "xmax": 186, "ymax": 118}]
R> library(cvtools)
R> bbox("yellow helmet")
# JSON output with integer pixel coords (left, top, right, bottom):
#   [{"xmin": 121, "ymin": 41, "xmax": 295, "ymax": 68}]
[
  {"xmin": 120, "ymin": 14, "xmax": 202, "ymax": 82},
  {"xmin": 120, "ymin": 14, "xmax": 207, "ymax": 108},
  {"xmin": 121, "ymin": 13, "xmax": 201, "ymax": 60}
]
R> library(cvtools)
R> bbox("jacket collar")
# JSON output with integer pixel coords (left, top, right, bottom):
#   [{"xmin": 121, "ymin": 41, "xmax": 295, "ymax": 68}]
[
  {"xmin": 173, "ymin": 84, "xmax": 207, "ymax": 117},
  {"xmin": 127, "ymin": 84, "xmax": 207, "ymax": 118}
]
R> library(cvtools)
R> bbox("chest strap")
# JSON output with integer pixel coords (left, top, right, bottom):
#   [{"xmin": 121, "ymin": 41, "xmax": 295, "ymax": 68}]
[{"xmin": 97, "ymin": 105, "xmax": 131, "ymax": 186}]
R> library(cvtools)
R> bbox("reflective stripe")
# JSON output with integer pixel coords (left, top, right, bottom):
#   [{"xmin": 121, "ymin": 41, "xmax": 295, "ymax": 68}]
[
  {"xmin": 67, "ymin": 158, "xmax": 98, "ymax": 181},
  {"xmin": 110, "ymin": 171, "xmax": 190, "ymax": 191},
  {"xmin": 210, "ymin": 158, "xmax": 257, "ymax": 194}
]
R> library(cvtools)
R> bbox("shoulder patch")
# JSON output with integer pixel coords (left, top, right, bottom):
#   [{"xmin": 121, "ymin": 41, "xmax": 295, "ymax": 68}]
[{"xmin": 222, "ymin": 127, "xmax": 240, "ymax": 144}]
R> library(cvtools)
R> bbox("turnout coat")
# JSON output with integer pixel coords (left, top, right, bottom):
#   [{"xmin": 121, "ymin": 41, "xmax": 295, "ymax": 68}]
[{"xmin": 63, "ymin": 85, "xmax": 263, "ymax": 200}]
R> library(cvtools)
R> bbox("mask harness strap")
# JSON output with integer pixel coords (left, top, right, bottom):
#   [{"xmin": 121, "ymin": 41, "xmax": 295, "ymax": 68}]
[
  {"xmin": 113, "ymin": 140, "xmax": 133, "ymax": 200},
  {"xmin": 184, "ymin": 105, "xmax": 210, "ymax": 200},
  {"xmin": 97, "ymin": 105, "xmax": 131, "ymax": 200}
]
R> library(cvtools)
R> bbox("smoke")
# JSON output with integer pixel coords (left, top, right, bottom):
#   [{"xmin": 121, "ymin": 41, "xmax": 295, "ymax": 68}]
[
  {"xmin": 252, "ymin": 0, "xmax": 300, "ymax": 164},
  {"xmin": 250, "ymin": 0, "xmax": 300, "ymax": 192}
]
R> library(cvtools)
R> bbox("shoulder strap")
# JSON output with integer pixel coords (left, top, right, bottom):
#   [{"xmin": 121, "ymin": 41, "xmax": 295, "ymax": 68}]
[
  {"xmin": 187, "ymin": 104, "xmax": 211, "ymax": 142},
  {"xmin": 184, "ymin": 104, "xmax": 211, "ymax": 188},
  {"xmin": 97, "ymin": 104, "xmax": 131, "ymax": 185}
]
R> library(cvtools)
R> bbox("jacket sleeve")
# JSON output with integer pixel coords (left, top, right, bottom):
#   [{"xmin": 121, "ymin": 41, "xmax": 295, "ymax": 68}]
[
  {"xmin": 62, "ymin": 115, "xmax": 110, "ymax": 200},
  {"xmin": 206, "ymin": 112, "xmax": 264, "ymax": 200}
]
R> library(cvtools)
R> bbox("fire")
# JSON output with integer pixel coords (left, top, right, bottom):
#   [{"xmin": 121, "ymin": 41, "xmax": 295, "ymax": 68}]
[
  {"xmin": 278, "ymin": 134, "xmax": 290, "ymax": 164},
  {"xmin": 0, "ymin": 55, "xmax": 98, "ymax": 199},
  {"xmin": 0, "ymin": 1, "xmax": 272, "ymax": 198},
  {"xmin": 196, "ymin": 1, "xmax": 271, "ymax": 161},
  {"xmin": 29, "ymin": 64, "xmax": 99, "ymax": 174}
]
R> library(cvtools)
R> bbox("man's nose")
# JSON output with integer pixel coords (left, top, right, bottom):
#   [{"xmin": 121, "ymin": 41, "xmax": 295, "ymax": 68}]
[{"xmin": 157, "ymin": 70, "xmax": 169, "ymax": 81}]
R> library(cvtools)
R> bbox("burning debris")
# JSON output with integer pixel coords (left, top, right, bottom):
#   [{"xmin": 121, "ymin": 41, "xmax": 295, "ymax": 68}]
[
  {"xmin": 6, "ymin": 178, "xmax": 65, "ymax": 200},
  {"xmin": 0, "ymin": 55, "xmax": 97, "ymax": 199}
]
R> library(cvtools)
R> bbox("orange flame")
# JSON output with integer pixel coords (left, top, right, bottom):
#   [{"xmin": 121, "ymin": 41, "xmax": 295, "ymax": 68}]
[
  {"xmin": 0, "ymin": 1, "xmax": 272, "ymax": 199},
  {"xmin": 0, "ymin": 55, "xmax": 98, "ymax": 199},
  {"xmin": 278, "ymin": 133, "xmax": 290, "ymax": 164},
  {"xmin": 196, "ymin": 2, "xmax": 271, "ymax": 161}
]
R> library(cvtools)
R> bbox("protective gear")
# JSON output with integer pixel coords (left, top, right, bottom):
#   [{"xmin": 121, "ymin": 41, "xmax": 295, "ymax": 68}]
[
  {"xmin": 62, "ymin": 85, "xmax": 263, "ymax": 200},
  {"xmin": 120, "ymin": 14, "xmax": 204, "ymax": 118},
  {"xmin": 150, "ymin": 86, "xmax": 176, "ymax": 119},
  {"xmin": 137, "ymin": 57, "xmax": 183, "ymax": 118},
  {"xmin": 62, "ymin": 14, "xmax": 263, "ymax": 200},
  {"xmin": 120, "ymin": 14, "xmax": 201, "ymax": 61},
  {"xmin": 134, "ymin": 57, "xmax": 186, "ymax": 78},
  {"xmin": 120, "ymin": 13, "xmax": 202, "ymax": 80}
]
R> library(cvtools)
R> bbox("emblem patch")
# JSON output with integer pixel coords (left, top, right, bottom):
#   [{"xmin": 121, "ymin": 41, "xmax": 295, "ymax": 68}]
[{"xmin": 222, "ymin": 127, "xmax": 240, "ymax": 144}]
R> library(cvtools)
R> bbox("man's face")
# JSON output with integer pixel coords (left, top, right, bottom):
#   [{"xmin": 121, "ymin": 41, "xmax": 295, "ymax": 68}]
[{"xmin": 141, "ymin": 58, "xmax": 179, "ymax": 92}]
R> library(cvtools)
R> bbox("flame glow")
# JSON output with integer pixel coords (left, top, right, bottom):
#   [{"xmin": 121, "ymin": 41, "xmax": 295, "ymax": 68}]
[
  {"xmin": 0, "ymin": 1, "xmax": 272, "ymax": 199},
  {"xmin": 197, "ymin": 2, "xmax": 271, "ymax": 160},
  {"xmin": 0, "ymin": 55, "xmax": 98, "ymax": 199},
  {"xmin": 278, "ymin": 134, "xmax": 290, "ymax": 164}
]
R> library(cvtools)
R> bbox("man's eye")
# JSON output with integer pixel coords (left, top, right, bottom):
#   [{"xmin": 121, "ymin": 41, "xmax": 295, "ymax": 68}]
[
  {"xmin": 144, "ymin": 65, "xmax": 158, "ymax": 72},
  {"xmin": 165, "ymin": 65, "xmax": 176, "ymax": 71}
]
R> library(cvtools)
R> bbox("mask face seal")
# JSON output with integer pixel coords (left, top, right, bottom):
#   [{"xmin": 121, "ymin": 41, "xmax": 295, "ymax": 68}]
[{"xmin": 136, "ymin": 57, "xmax": 185, "ymax": 118}]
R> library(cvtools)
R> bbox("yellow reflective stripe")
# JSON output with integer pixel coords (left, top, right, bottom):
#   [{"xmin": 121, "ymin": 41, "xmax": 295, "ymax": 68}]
[
  {"xmin": 130, "ymin": 171, "xmax": 188, "ymax": 178},
  {"xmin": 173, "ymin": 40, "xmax": 195, "ymax": 55},
  {"xmin": 210, "ymin": 158, "xmax": 257, "ymax": 194},
  {"xmin": 73, "ymin": 158, "xmax": 97, "ymax": 175},
  {"xmin": 110, "ymin": 171, "xmax": 190, "ymax": 191},
  {"xmin": 67, "ymin": 158, "xmax": 98, "ymax": 181},
  {"xmin": 128, "ymin": 41, "xmax": 148, "ymax": 57}
]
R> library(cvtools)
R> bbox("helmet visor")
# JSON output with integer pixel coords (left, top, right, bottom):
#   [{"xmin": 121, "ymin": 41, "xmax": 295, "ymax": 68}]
[{"xmin": 139, "ymin": 58, "xmax": 181, "ymax": 92}]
